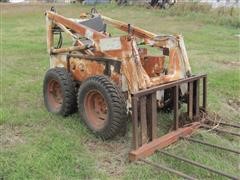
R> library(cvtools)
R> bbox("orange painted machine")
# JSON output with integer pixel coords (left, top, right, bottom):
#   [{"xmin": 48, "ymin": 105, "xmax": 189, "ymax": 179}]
[{"xmin": 44, "ymin": 7, "xmax": 207, "ymax": 160}]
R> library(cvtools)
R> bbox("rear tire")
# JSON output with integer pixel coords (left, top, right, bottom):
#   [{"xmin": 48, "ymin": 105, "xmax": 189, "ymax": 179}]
[
  {"xmin": 162, "ymin": 1, "xmax": 170, "ymax": 9},
  {"xmin": 78, "ymin": 76, "xmax": 127, "ymax": 140},
  {"xmin": 159, "ymin": 88, "xmax": 182, "ymax": 113},
  {"xmin": 43, "ymin": 67, "xmax": 77, "ymax": 116}
]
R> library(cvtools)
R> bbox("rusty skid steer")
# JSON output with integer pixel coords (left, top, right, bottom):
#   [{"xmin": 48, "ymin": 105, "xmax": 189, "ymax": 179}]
[{"xmin": 44, "ymin": 8, "xmax": 207, "ymax": 161}]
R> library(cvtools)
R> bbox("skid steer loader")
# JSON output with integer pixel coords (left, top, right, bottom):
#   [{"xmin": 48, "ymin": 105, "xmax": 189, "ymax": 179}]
[{"xmin": 44, "ymin": 8, "xmax": 207, "ymax": 160}]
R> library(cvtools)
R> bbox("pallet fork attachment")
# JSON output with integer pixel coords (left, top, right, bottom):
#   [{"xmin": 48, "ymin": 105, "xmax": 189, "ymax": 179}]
[{"xmin": 129, "ymin": 75, "xmax": 207, "ymax": 161}]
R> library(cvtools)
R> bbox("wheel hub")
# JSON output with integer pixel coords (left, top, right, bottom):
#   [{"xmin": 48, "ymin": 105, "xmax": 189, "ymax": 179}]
[
  {"xmin": 47, "ymin": 80, "xmax": 63, "ymax": 111},
  {"xmin": 84, "ymin": 90, "xmax": 108, "ymax": 129}
]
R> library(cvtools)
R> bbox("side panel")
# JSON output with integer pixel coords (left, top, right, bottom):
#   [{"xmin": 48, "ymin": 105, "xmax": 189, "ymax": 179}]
[
  {"xmin": 50, "ymin": 54, "xmax": 67, "ymax": 68},
  {"xmin": 50, "ymin": 55, "xmax": 122, "ymax": 86},
  {"xmin": 69, "ymin": 57, "xmax": 121, "ymax": 86},
  {"xmin": 70, "ymin": 58, "xmax": 105, "ymax": 81}
]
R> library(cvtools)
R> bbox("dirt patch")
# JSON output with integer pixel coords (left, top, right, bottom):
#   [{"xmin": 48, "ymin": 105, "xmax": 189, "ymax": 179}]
[
  {"xmin": 221, "ymin": 61, "xmax": 240, "ymax": 68},
  {"xmin": 234, "ymin": 34, "xmax": 240, "ymax": 38},
  {"xmin": 227, "ymin": 98, "xmax": 240, "ymax": 112},
  {"xmin": 84, "ymin": 136, "xmax": 130, "ymax": 177},
  {"xmin": 0, "ymin": 125, "xmax": 25, "ymax": 148}
]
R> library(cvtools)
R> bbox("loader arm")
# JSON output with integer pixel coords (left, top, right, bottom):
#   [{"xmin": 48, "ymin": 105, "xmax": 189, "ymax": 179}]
[
  {"xmin": 47, "ymin": 11, "xmax": 107, "ymax": 41},
  {"xmin": 102, "ymin": 15, "xmax": 177, "ymax": 48},
  {"xmin": 45, "ymin": 9, "xmax": 192, "ymax": 93},
  {"xmin": 101, "ymin": 15, "xmax": 192, "ymax": 75},
  {"xmin": 46, "ymin": 11, "xmax": 108, "ymax": 55}
]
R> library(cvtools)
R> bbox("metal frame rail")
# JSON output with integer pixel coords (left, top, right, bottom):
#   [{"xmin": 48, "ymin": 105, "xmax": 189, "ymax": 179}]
[
  {"xmin": 138, "ymin": 138, "xmax": 239, "ymax": 180},
  {"xmin": 138, "ymin": 128, "xmax": 239, "ymax": 179},
  {"xmin": 139, "ymin": 158, "xmax": 196, "ymax": 180},
  {"xmin": 158, "ymin": 150, "xmax": 239, "ymax": 180},
  {"xmin": 183, "ymin": 137, "xmax": 240, "ymax": 154},
  {"xmin": 201, "ymin": 124, "xmax": 240, "ymax": 137},
  {"xmin": 206, "ymin": 120, "xmax": 240, "ymax": 129}
]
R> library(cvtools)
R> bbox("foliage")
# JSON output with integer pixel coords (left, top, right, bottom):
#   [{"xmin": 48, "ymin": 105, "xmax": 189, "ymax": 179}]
[{"xmin": 152, "ymin": 2, "xmax": 240, "ymax": 28}]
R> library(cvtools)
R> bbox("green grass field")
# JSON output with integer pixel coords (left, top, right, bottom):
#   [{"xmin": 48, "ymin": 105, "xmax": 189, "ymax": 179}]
[{"xmin": 1, "ymin": 3, "xmax": 240, "ymax": 179}]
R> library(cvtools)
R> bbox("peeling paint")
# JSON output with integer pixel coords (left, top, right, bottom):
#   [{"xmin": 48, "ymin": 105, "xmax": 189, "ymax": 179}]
[{"xmin": 46, "ymin": 10, "xmax": 192, "ymax": 104}]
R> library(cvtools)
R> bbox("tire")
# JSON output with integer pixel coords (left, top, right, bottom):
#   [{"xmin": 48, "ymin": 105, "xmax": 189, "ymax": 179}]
[
  {"xmin": 160, "ymin": 88, "xmax": 182, "ymax": 113},
  {"xmin": 162, "ymin": 89, "xmax": 174, "ymax": 112},
  {"xmin": 43, "ymin": 67, "xmax": 77, "ymax": 116},
  {"xmin": 162, "ymin": 2, "xmax": 170, "ymax": 9},
  {"xmin": 78, "ymin": 76, "xmax": 127, "ymax": 140}
]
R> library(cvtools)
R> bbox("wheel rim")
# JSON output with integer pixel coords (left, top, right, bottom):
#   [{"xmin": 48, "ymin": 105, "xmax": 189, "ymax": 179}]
[
  {"xmin": 47, "ymin": 79, "xmax": 63, "ymax": 111},
  {"xmin": 84, "ymin": 90, "xmax": 108, "ymax": 130}
]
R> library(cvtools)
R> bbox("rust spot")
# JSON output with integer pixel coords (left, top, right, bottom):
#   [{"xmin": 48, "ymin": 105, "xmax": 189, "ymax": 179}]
[
  {"xmin": 110, "ymin": 71, "xmax": 121, "ymax": 85},
  {"xmin": 70, "ymin": 58, "xmax": 105, "ymax": 81},
  {"xmin": 69, "ymin": 57, "xmax": 121, "ymax": 85},
  {"xmin": 142, "ymin": 56, "xmax": 165, "ymax": 77},
  {"xmin": 46, "ymin": 11, "xmax": 192, "ymax": 93}
]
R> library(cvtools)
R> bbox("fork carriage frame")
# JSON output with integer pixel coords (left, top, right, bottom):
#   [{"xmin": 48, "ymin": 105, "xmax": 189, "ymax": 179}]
[{"xmin": 129, "ymin": 74, "xmax": 207, "ymax": 161}]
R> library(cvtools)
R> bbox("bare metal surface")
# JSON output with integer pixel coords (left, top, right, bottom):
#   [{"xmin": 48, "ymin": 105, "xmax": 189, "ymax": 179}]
[
  {"xmin": 183, "ymin": 137, "xmax": 240, "ymax": 154},
  {"xmin": 158, "ymin": 150, "xmax": 239, "ymax": 180},
  {"xmin": 140, "ymin": 158, "xmax": 196, "ymax": 180},
  {"xmin": 51, "ymin": 46, "xmax": 87, "ymax": 54}
]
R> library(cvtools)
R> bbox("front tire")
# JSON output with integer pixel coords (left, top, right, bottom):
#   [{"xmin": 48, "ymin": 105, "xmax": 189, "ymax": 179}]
[
  {"xmin": 43, "ymin": 67, "xmax": 77, "ymax": 116},
  {"xmin": 78, "ymin": 76, "xmax": 127, "ymax": 140}
]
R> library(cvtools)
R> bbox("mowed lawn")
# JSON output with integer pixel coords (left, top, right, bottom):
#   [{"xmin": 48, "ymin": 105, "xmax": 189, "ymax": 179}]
[{"xmin": 1, "ymin": 3, "xmax": 239, "ymax": 179}]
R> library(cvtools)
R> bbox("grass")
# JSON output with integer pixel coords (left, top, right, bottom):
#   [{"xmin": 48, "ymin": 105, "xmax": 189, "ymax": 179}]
[{"xmin": 1, "ymin": 3, "xmax": 240, "ymax": 179}]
